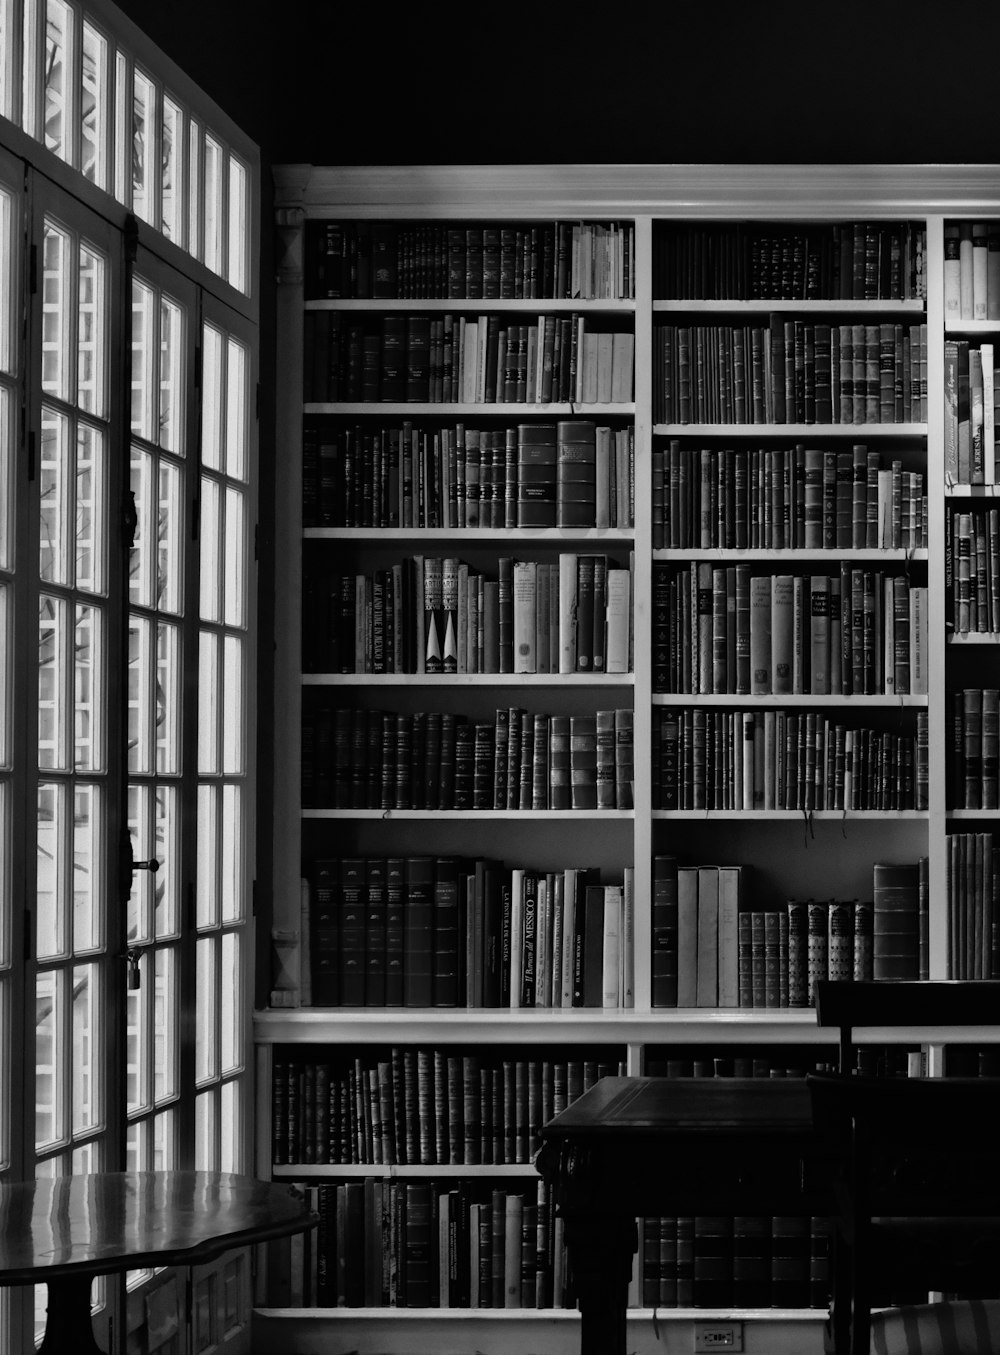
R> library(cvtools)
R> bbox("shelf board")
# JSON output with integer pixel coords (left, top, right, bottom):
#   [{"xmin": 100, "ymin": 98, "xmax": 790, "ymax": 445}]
[
  {"xmin": 652, "ymin": 809, "xmax": 927, "ymax": 820},
  {"xmin": 254, "ymin": 1005, "xmax": 985, "ymax": 1045},
  {"xmin": 654, "ymin": 422, "xmax": 926, "ymax": 437},
  {"xmin": 948, "ymin": 809, "xmax": 1000, "ymax": 820},
  {"xmin": 654, "ymin": 298, "xmax": 925, "ymax": 314},
  {"xmin": 653, "ymin": 547, "xmax": 927, "ymax": 562},
  {"xmin": 944, "ymin": 317, "xmax": 1000, "ymax": 334},
  {"xmin": 272, "ymin": 1162, "xmax": 540, "ymax": 1180},
  {"xmin": 305, "ymin": 297, "xmax": 636, "ymax": 313},
  {"xmin": 948, "ymin": 633, "xmax": 1000, "ymax": 644},
  {"xmin": 303, "ymin": 527, "xmax": 635, "ymax": 542},
  {"xmin": 944, "ymin": 482, "xmax": 1000, "ymax": 496},
  {"xmin": 306, "ymin": 402, "xmax": 635, "ymax": 416},
  {"xmin": 302, "ymin": 672, "xmax": 634, "ymax": 687},
  {"xmin": 301, "ymin": 809, "xmax": 635, "ymax": 821},
  {"xmin": 651, "ymin": 693, "xmax": 928, "ymax": 707}
]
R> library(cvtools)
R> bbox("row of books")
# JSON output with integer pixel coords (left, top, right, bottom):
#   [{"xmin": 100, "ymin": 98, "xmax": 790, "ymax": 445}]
[
  {"xmin": 653, "ymin": 220, "xmax": 926, "ymax": 302},
  {"xmin": 638, "ymin": 1213, "xmax": 830, "ymax": 1310},
  {"xmin": 304, "ymin": 219, "xmax": 635, "ymax": 301},
  {"xmin": 946, "ymin": 690, "xmax": 1000, "ymax": 811},
  {"xmin": 651, "ymin": 707, "xmax": 927, "ymax": 813},
  {"xmin": 301, "ymin": 419, "xmax": 635, "ymax": 530},
  {"xmin": 271, "ymin": 1051, "xmax": 624, "ymax": 1167},
  {"xmin": 946, "ymin": 832, "xmax": 1000, "ymax": 981},
  {"xmin": 303, "ymin": 856, "xmax": 635, "ymax": 1010},
  {"xmin": 653, "ymin": 321, "xmax": 928, "ymax": 426},
  {"xmin": 303, "ymin": 553, "xmax": 634, "ymax": 677},
  {"xmin": 943, "ymin": 222, "xmax": 1000, "ymax": 322},
  {"xmin": 652, "ymin": 564, "xmax": 928, "ymax": 697},
  {"xmin": 273, "ymin": 1181, "xmax": 834, "ymax": 1313},
  {"xmin": 943, "ymin": 341, "xmax": 1000, "ymax": 485},
  {"xmin": 305, "ymin": 311, "xmax": 635, "ymax": 406},
  {"xmin": 644, "ymin": 1047, "xmax": 920, "ymax": 1079},
  {"xmin": 302, "ymin": 706, "xmax": 635, "ymax": 812},
  {"xmin": 947, "ymin": 507, "xmax": 1000, "ymax": 635},
  {"xmin": 651, "ymin": 441, "xmax": 927, "ymax": 552},
  {"xmin": 649, "ymin": 858, "xmax": 927, "ymax": 1008}
]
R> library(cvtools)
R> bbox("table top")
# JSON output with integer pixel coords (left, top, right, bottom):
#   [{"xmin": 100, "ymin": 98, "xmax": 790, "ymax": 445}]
[
  {"xmin": 541, "ymin": 1075, "xmax": 813, "ymax": 1139},
  {"xmin": 0, "ymin": 1171, "xmax": 315, "ymax": 1283}
]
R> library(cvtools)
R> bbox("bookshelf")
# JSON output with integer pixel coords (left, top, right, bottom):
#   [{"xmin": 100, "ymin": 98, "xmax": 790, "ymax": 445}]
[{"xmin": 258, "ymin": 166, "xmax": 1000, "ymax": 1355}]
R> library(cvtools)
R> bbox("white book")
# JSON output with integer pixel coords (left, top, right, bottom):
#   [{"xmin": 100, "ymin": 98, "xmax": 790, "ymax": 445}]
[
  {"xmin": 596, "ymin": 331, "xmax": 614, "ymax": 403},
  {"xmin": 982, "ymin": 342, "xmax": 995, "ymax": 484},
  {"xmin": 605, "ymin": 568, "xmax": 631, "ymax": 675},
  {"xmin": 621, "ymin": 867, "xmax": 634, "ymax": 1009},
  {"xmin": 509, "ymin": 868, "xmax": 524, "ymax": 1009},
  {"xmin": 695, "ymin": 865, "xmax": 719, "ymax": 1008},
  {"xmin": 558, "ymin": 553, "xmax": 578, "ymax": 673},
  {"xmin": 462, "ymin": 319, "xmax": 479, "ymax": 404},
  {"xmin": 535, "ymin": 875, "xmax": 549, "ymax": 1008},
  {"xmin": 582, "ymin": 331, "xmax": 600, "ymax": 404},
  {"xmin": 717, "ymin": 864, "xmax": 743, "ymax": 1008},
  {"xmin": 559, "ymin": 869, "xmax": 578, "ymax": 1008},
  {"xmin": 512, "ymin": 560, "xmax": 537, "ymax": 674},
  {"xmin": 612, "ymin": 331, "xmax": 635, "ymax": 403},
  {"xmin": 601, "ymin": 884, "xmax": 622, "ymax": 1008},
  {"xmin": 525, "ymin": 322, "xmax": 538, "ymax": 404}
]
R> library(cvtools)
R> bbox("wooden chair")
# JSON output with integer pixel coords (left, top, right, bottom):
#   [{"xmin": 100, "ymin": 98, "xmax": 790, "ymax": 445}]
[{"xmin": 808, "ymin": 980, "xmax": 1000, "ymax": 1355}]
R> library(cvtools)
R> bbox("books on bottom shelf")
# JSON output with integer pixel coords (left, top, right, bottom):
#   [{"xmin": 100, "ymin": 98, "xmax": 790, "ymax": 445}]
[
  {"xmin": 946, "ymin": 831, "xmax": 1000, "ymax": 980},
  {"xmin": 650, "ymin": 856, "xmax": 928, "ymax": 1008},
  {"xmin": 265, "ymin": 1183, "xmax": 832, "ymax": 1313},
  {"xmin": 286, "ymin": 857, "xmax": 634, "ymax": 1010}
]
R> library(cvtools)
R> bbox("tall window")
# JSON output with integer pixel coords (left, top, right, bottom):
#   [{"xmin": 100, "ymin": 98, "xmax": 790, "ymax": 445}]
[{"xmin": 0, "ymin": 2, "xmax": 259, "ymax": 1351}]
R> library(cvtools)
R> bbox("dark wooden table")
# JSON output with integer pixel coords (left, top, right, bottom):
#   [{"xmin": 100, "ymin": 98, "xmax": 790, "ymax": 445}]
[
  {"xmin": 0, "ymin": 1170, "xmax": 316, "ymax": 1354},
  {"xmin": 536, "ymin": 1076, "xmax": 830, "ymax": 1355}
]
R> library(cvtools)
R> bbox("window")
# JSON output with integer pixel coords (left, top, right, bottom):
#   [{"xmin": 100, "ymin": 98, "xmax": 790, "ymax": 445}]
[{"xmin": 0, "ymin": 3, "xmax": 259, "ymax": 1352}]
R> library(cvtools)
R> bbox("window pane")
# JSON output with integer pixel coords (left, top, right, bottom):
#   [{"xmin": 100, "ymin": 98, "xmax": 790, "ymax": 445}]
[
  {"xmin": 130, "ymin": 279, "xmax": 155, "ymax": 440},
  {"xmin": 197, "ymin": 630, "xmax": 218, "ymax": 775},
  {"xmin": 195, "ymin": 936, "xmax": 216, "ymax": 1083},
  {"xmin": 195, "ymin": 1087, "xmax": 215, "ymax": 1170},
  {"xmin": 153, "ymin": 784, "xmax": 179, "ymax": 938},
  {"xmin": 161, "ymin": 97, "xmax": 184, "ymax": 247},
  {"xmin": 74, "ymin": 604, "xmax": 102, "ymax": 772},
  {"xmin": 72, "ymin": 781, "xmax": 101, "ymax": 950},
  {"xmin": 156, "ymin": 459, "xmax": 182, "ymax": 614},
  {"xmin": 199, "ymin": 476, "xmax": 220, "ymax": 623},
  {"xmin": 75, "ymin": 423, "xmax": 105, "ymax": 595},
  {"xmin": 39, "ymin": 407, "xmax": 70, "ymax": 584},
  {"xmin": 225, "ymin": 336, "xmax": 247, "ymax": 480},
  {"xmin": 43, "ymin": 0, "xmax": 72, "ymax": 162},
  {"xmin": 0, "ymin": 186, "xmax": 13, "ymax": 374},
  {"xmin": 0, "ymin": 385, "xmax": 11, "ymax": 572},
  {"xmin": 227, "ymin": 155, "xmax": 247, "ymax": 295},
  {"xmin": 36, "ymin": 780, "xmax": 67, "ymax": 958},
  {"xmin": 35, "ymin": 968, "xmax": 65, "ymax": 1148},
  {"xmin": 80, "ymin": 21, "xmax": 108, "ymax": 188},
  {"xmin": 196, "ymin": 785, "xmax": 217, "ymax": 927},
  {"xmin": 72, "ymin": 960, "xmax": 100, "ymax": 1132},
  {"xmin": 220, "ymin": 1077, "xmax": 239, "ymax": 1172},
  {"xmin": 223, "ymin": 486, "xmax": 245, "ymax": 628},
  {"xmin": 221, "ymin": 784, "xmax": 240, "ymax": 923},
  {"xmin": 38, "ymin": 592, "xmax": 69, "ymax": 769},
  {"xmin": 22, "ymin": 0, "xmax": 41, "ymax": 139},
  {"xmin": 127, "ymin": 612, "xmax": 153, "ymax": 772},
  {"xmin": 187, "ymin": 118, "xmax": 202, "ymax": 262},
  {"xmin": 126, "ymin": 951, "xmax": 149, "ymax": 1114},
  {"xmin": 153, "ymin": 945, "xmax": 176, "ymax": 1101},
  {"xmin": 201, "ymin": 324, "xmax": 222, "ymax": 470},
  {"xmin": 132, "ymin": 68, "xmax": 155, "ymax": 226},
  {"xmin": 222, "ymin": 636, "xmax": 242, "ymax": 774},
  {"xmin": 203, "ymin": 134, "xmax": 223, "ymax": 275},
  {"xmin": 41, "ymin": 222, "xmax": 71, "ymax": 401},
  {"xmin": 113, "ymin": 48, "xmax": 127, "ymax": 204},
  {"xmin": 220, "ymin": 930, "xmax": 239, "ymax": 1072},
  {"xmin": 159, "ymin": 295, "xmax": 184, "ymax": 455},
  {"xmin": 0, "ymin": 0, "xmax": 15, "ymax": 123},
  {"xmin": 156, "ymin": 619, "xmax": 180, "ymax": 774},
  {"xmin": 78, "ymin": 241, "xmax": 106, "ymax": 416},
  {"xmin": 154, "ymin": 1106, "xmax": 176, "ymax": 1170}
]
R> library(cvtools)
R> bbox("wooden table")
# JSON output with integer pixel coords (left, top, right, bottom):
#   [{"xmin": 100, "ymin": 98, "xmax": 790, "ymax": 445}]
[
  {"xmin": 536, "ymin": 1076, "xmax": 830, "ymax": 1355},
  {"xmin": 0, "ymin": 1170, "xmax": 316, "ymax": 1354}
]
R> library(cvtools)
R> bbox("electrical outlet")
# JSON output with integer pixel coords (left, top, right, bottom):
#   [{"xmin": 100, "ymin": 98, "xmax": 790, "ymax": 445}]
[{"xmin": 694, "ymin": 1321, "xmax": 743, "ymax": 1352}]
